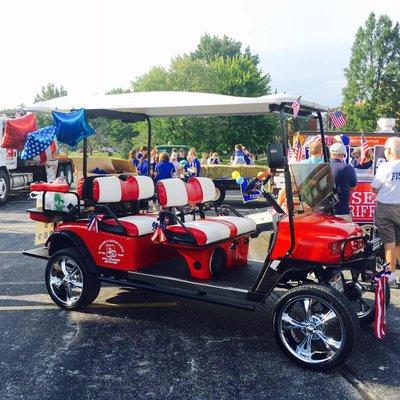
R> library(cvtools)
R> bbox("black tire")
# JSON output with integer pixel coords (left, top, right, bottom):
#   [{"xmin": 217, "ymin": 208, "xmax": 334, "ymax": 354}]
[
  {"xmin": 214, "ymin": 187, "xmax": 225, "ymax": 206},
  {"xmin": 272, "ymin": 284, "xmax": 359, "ymax": 371},
  {"xmin": 0, "ymin": 170, "xmax": 10, "ymax": 205},
  {"xmin": 45, "ymin": 247, "xmax": 101, "ymax": 310},
  {"xmin": 209, "ymin": 247, "xmax": 227, "ymax": 278},
  {"xmin": 344, "ymin": 279, "xmax": 390, "ymax": 326}
]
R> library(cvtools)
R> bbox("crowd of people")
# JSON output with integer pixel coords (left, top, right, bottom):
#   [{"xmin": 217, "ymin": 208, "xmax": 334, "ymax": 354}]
[
  {"xmin": 128, "ymin": 146, "xmax": 201, "ymax": 182},
  {"xmin": 287, "ymin": 135, "xmax": 400, "ymax": 284},
  {"xmin": 128, "ymin": 143, "xmax": 255, "ymax": 182}
]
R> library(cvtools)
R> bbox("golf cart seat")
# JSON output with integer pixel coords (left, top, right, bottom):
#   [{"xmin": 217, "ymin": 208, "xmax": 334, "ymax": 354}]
[
  {"xmin": 80, "ymin": 175, "xmax": 158, "ymax": 236},
  {"xmin": 156, "ymin": 177, "xmax": 256, "ymax": 279}
]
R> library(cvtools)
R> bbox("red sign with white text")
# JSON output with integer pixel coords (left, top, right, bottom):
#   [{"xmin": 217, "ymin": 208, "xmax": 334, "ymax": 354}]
[
  {"xmin": 349, "ymin": 182, "xmax": 376, "ymax": 223},
  {"xmin": 349, "ymin": 136, "xmax": 387, "ymax": 147}
]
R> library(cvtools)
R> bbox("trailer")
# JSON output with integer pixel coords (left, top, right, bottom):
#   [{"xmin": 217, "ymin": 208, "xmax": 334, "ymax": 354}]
[{"xmin": 0, "ymin": 116, "xmax": 74, "ymax": 204}]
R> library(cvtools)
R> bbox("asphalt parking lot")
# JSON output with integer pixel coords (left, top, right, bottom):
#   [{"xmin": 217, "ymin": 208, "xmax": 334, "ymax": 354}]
[{"xmin": 0, "ymin": 191, "xmax": 399, "ymax": 400}]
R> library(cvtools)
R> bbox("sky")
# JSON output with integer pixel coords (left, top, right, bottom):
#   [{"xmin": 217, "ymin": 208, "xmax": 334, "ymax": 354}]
[{"xmin": 1, "ymin": 0, "xmax": 399, "ymax": 110}]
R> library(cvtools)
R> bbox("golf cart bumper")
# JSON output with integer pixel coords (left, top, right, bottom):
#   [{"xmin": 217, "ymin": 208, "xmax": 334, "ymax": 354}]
[{"xmin": 23, "ymin": 247, "xmax": 50, "ymax": 260}]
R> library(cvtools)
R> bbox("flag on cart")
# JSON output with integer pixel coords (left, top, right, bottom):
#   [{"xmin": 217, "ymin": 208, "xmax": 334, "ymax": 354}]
[
  {"xmin": 330, "ymin": 111, "xmax": 347, "ymax": 129},
  {"xmin": 374, "ymin": 269, "xmax": 390, "ymax": 339},
  {"xmin": 33, "ymin": 139, "xmax": 58, "ymax": 165},
  {"xmin": 360, "ymin": 132, "xmax": 371, "ymax": 163},
  {"xmin": 291, "ymin": 96, "xmax": 301, "ymax": 119},
  {"xmin": 87, "ymin": 213, "xmax": 103, "ymax": 233}
]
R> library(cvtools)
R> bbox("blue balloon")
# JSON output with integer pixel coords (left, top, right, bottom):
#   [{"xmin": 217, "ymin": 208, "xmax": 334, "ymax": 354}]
[
  {"xmin": 236, "ymin": 176, "xmax": 244, "ymax": 185},
  {"xmin": 53, "ymin": 108, "xmax": 96, "ymax": 148},
  {"xmin": 340, "ymin": 134, "xmax": 350, "ymax": 146}
]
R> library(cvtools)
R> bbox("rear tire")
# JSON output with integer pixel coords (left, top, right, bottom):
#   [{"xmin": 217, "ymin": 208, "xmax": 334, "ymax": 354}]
[
  {"xmin": 45, "ymin": 247, "xmax": 100, "ymax": 310},
  {"xmin": 0, "ymin": 170, "xmax": 10, "ymax": 205},
  {"xmin": 272, "ymin": 284, "xmax": 359, "ymax": 371}
]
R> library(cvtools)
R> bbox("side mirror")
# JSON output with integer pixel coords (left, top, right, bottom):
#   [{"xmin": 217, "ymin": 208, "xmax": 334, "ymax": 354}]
[{"xmin": 267, "ymin": 142, "xmax": 286, "ymax": 169}]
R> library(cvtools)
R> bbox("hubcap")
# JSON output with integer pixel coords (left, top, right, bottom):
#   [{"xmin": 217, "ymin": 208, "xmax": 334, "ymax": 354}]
[
  {"xmin": 279, "ymin": 297, "xmax": 344, "ymax": 364},
  {"xmin": 0, "ymin": 178, "xmax": 7, "ymax": 199},
  {"xmin": 48, "ymin": 256, "xmax": 84, "ymax": 307}
]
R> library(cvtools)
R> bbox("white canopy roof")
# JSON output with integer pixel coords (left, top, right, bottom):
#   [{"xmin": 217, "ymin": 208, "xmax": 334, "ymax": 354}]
[{"xmin": 26, "ymin": 91, "xmax": 329, "ymax": 118}]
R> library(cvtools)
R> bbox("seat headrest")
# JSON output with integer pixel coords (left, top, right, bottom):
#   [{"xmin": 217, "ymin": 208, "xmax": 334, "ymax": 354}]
[
  {"xmin": 78, "ymin": 175, "xmax": 154, "ymax": 203},
  {"xmin": 157, "ymin": 177, "xmax": 216, "ymax": 207},
  {"xmin": 186, "ymin": 177, "xmax": 216, "ymax": 204},
  {"xmin": 157, "ymin": 179, "xmax": 188, "ymax": 207}
]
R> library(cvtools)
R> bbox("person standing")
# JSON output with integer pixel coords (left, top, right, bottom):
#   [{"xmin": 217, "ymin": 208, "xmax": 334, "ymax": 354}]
[
  {"xmin": 300, "ymin": 140, "xmax": 323, "ymax": 164},
  {"xmin": 329, "ymin": 142, "xmax": 357, "ymax": 221},
  {"xmin": 154, "ymin": 152, "xmax": 176, "ymax": 182},
  {"xmin": 187, "ymin": 149, "xmax": 201, "ymax": 177},
  {"xmin": 372, "ymin": 137, "xmax": 400, "ymax": 283},
  {"xmin": 137, "ymin": 154, "xmax": 149, "ymax": 176},
  {"xmin": 232, "ymin": 144, "xmax": 245, "ymax": 165},
  {"xmin": 128, "ymin": 150, "xmax": 140, "ymax": 169}
]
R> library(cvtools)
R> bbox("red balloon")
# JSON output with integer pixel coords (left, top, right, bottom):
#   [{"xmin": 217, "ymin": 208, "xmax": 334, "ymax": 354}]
[{"xmin": 1, "ymin": 114, "xmax": 37, "ymax": 150}]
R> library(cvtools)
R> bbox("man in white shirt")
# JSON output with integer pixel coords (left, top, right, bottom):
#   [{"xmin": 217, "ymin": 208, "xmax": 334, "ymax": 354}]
[{"xmin": 372, "ymin": 137, "xmax": 400, "ymax": 283}]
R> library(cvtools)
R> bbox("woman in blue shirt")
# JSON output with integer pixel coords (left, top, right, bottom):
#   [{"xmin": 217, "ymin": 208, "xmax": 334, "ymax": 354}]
[
  {"xmin": 137, "ymin": 154, "xmax": 149, "ymax": 176},
  {"xmin": 154, "ymin": 153, "xmax": 176, "ymax": 181},
  {"xmin": 129, "ymin": 150, "xmax": 140, "ymax": 169}
]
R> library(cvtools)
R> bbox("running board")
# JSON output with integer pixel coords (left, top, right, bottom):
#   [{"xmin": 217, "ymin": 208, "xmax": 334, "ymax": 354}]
[
  {"xmin": 101, "ymin": 276, "xmax": 256, "ymax": 311},
  {"xmin": 23, "ymin": 246, "xmax": 49, "ymax": 260}
]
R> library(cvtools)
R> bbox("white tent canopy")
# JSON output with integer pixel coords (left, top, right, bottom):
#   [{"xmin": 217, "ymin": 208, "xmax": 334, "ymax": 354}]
[{"xmin": 26, "ymin": 91, "xmax": 329, "ymax": 118}]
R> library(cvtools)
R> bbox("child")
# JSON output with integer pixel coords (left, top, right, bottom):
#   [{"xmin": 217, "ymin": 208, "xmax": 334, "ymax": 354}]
[
  {"xmin": 137, "ymin": 154, "xmax": 149, "ymax": 176},
  {"xmin": 209, "ymin": 152, "xmax": 220, "ymax": 165},
  {"xmin": 128, "ymin": 150, "xmax": 139, "ymax": 168},
  {"xmin": 154, "ymin": 152, "xmax": 176, "ymax": 182},
  {"xmin": 187, "ymin": 149, "xmax": 201, "ymax": 177},
  {"xmin": 200, "ymin": 152, "xmax": 209, "ymax": 165},
  {"xmin": 232, "ymin": 144, "xmax": 245, "ymax": 165}
]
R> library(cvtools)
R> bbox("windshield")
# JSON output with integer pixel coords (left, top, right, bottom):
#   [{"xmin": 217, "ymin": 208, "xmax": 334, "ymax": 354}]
[{"xmin": 289, "ymin": 163, "xmax": 334, "ymax": 209}]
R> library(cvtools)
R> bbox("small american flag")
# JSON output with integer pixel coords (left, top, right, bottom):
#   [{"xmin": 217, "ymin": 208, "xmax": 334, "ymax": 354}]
[
  {"xmin": 330, "ymin": 111, "xmax": 347, "ymax": 129},
  {"xmin": 291, "ymin": 96, "xmax": 301, "ymax": 119},
  {"xmin": 360, "ymin": 133, "xmax": 371, "ymax": 163}
]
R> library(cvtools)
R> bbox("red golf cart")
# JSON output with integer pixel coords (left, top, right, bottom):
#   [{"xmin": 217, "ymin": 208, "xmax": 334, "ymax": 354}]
[{"xmin": 24, "ymin": 92, "xmax": 388, "ymax": 370}]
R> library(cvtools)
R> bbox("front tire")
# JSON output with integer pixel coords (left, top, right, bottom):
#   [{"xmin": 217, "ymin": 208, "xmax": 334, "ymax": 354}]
[
  {"xmin": 272, "ymin": 284, "xmax": 359, "ymax": 371},
  {"xmin": 45, "ymin": 248, "xmax": 101, "ymax": 310},
  {"xmin": 0, "ymin": 170, "xmax": 10, "ymax": 205}
]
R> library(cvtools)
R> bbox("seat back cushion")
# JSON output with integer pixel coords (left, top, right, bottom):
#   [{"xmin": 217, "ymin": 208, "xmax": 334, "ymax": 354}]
[
  {"xmin": 91, "ymin": 175, "xmax": 155, "ymax": 203},
  {"xmin": 186, "ymin": 177, "xmax": 216, "ymax": 204},
  {"xmin": 157, "ymin": 178, "xmax": 188, "ymax": 207}
]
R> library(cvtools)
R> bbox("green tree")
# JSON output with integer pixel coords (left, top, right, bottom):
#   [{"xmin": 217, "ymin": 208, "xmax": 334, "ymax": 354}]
[
  {"xmin": 131, "ymin": 35, "xmax": 278, "ymax": 153},
  {"xmin": 342, "ymin": 13, "xmax": 400, "ymax": 131},
  {"xmin": 34, "ymin": 83, "xmax": 68, "ymax": 127}
]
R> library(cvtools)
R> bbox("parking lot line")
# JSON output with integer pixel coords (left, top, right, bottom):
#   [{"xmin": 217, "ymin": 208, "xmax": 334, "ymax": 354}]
[
  {"xmin": 0, "ymin": 251, "xmax": 24, "ymax": 254},
  {"xmin": 0, "ymin": 302, "xmax": 178, "ymax": 311}
]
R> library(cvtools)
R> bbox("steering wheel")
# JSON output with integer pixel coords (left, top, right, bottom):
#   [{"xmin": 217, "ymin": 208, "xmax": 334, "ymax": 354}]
[{"xmin": 243, "ymin": 173, "xmax": 271, "ymax": 195}]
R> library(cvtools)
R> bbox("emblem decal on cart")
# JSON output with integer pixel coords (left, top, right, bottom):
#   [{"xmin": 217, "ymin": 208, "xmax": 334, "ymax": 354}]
[{"xmin": 98, "ymin": 240, "xmax": 125, "ymax": 264}]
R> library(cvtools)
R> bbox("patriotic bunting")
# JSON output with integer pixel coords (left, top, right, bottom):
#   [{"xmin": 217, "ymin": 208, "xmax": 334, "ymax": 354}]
[{"xmin": 374, "ymin": 269, "xmax": 391, "ymax": 339}]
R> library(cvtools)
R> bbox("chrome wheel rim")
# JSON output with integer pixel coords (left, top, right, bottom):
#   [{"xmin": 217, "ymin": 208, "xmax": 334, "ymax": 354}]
[
  {"xmin": 48, "ymin": 256, "xmax": 84, "ymax": 307},
  {"xmin": 0, "ymin": 178, "xmax": 7, "ymax": 199},
  {"xmin": 279, "ymin": 296, "xmax": 344, "ymax": 364},
  {"xmin": 345, "ymin": 280, "xmax": 373, "ymax": 319}
]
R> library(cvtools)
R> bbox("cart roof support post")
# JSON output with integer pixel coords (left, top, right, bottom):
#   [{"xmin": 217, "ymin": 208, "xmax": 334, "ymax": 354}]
[
  {"xmin": 317, "ymin": 111, "xmax": 329, "ymax": 162},
  {"xmin": 145, "ymin": 115, "xmax": 152, "ymax": 177},
  {"xmin": 279, "ymin": 104, "xmax": 295, "ymax": 256},
  {"xmin": 83, "ymin": 137, "xmax": 88, "ymax": 179}
]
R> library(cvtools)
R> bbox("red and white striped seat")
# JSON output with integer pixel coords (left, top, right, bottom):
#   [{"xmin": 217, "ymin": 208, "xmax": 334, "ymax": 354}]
[
  {"xmin": 102, "ymin": 214, "xmax": 158, "ymax": 237},
  {"xmin": 92, "ymin": 175, "xmax": 154, "ymax": 203},
  {"xmin": 156, "ymin": 178, "xmax": 256, "ymax": 244},
  {"xmin": 167, "ymin": 217, "xmax": 256, "ymax": 245}
]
